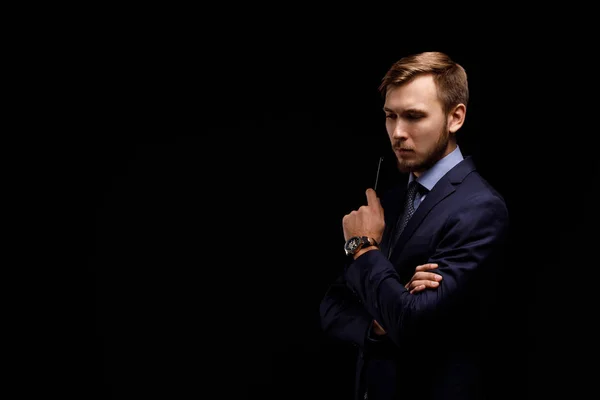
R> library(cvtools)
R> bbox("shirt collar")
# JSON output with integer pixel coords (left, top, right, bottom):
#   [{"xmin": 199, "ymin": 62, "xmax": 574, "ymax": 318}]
[{"xmin": 407, "ymin": 145, "xmax": 464, "ymax": 191}]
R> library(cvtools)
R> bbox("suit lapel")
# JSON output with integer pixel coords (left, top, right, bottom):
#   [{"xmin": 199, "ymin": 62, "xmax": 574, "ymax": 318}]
[
  {"xmin": 388, "ymin": 157, "xmax": 477, "ymax": 263},
  {"xmin": 388, "ymin": 179, "xmax": 455, "ymax": 262}
]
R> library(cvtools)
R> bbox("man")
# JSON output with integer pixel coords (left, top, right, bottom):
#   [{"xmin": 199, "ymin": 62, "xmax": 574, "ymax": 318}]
[{"xmin": 319, "ymin": 51, "xmax": 509, "ymax": 399}]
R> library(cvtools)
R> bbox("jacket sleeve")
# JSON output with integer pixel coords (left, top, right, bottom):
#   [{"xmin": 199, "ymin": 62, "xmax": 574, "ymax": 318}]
[
  {"xmin": 344, "ymin": 194, "xmax": 509, "ymax": 348},
  {"xmin": 319, "ymin": 272, "xmax": 373, "ymax": 348}
]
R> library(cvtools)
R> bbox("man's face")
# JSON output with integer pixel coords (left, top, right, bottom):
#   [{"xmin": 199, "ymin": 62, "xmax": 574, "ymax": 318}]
[{"xmin": 383, "ymin": 74, "xmax": 455, "ymax": 176}]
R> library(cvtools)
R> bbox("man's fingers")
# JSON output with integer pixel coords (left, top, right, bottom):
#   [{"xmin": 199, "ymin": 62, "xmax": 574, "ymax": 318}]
[
  {"xmin": 412, "ymin": 272, "xmax": 443, "ymax": 282},
  {"xmin": 408, "ymin": 280, "xmax": 439, "ymax": 293},
  {"xmin": 410, "ymin": 280, "xmax": 440, "ymax": 288},
  {"xmin": 365, "ymin": 188, "xmax": 380, "ymax": 207},
  {"xmin": 406, "ymin": 269, "xmax": 442, "ymax": 291},
  {"xmin": 410, "ymin": 285, "xmax": 427, "ymax": 294},
  {"xmin": 414, "ymin": 263, "xmax": 438, "ymax": 272}
]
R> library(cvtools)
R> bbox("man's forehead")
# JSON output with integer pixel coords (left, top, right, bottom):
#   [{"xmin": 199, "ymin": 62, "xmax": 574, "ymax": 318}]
[{"xmin": 384, "ymin": 77, "xmax": 439, "ymax": 109}]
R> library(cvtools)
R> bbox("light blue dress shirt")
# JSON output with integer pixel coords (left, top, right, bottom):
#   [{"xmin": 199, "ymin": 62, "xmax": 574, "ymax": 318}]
[{"xmin": 408, "ymin": 145, "xmax": 464, "ymax": 209}]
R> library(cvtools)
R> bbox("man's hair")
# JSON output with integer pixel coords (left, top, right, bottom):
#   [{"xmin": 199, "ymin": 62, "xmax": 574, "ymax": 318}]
[{"xmin": 378, "ymin": 51, "xmax": 469, "ymax": 114}]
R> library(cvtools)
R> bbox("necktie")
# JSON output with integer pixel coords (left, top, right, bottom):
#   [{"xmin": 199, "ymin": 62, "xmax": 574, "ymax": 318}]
[{"xmin": 388, "ymin": 180, "xmax": 421, "ymax": 257}]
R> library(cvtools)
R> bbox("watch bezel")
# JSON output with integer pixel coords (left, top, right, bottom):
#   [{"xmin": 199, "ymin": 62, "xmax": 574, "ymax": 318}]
[{"xmin": 344, "ymin": 236, "xmax": 364, "ymax": 256}]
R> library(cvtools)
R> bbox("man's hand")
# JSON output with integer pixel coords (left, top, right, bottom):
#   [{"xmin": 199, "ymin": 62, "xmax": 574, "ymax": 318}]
[
  {"xmin": 370, "ymin": 264, "xmax": 441, "ymax": 338},
  {"xmin": 342, "ymin": 188, "xmax": 385, "ymax": 245},
  {"xmin": 372, "ymin": 319, "xmax": 386, "ymax": 336},
  {"xmin": 405, "ymin": 263, "xmax": 442, "ymax": 294},
  {"xmin": 371, "ymin": 263, "xmax": 441, "ymax": 336}
]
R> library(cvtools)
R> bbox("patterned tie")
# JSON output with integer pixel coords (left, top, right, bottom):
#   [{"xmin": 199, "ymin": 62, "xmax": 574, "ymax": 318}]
[{"xmin": 388, "ymin": 180, "xmax": 421, "ymax": 257}]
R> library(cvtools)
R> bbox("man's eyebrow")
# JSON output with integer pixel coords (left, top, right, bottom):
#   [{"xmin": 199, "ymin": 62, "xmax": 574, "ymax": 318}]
[{"xmin": 383, "ymin": 106, "xmax": 426, "ymax": 113}]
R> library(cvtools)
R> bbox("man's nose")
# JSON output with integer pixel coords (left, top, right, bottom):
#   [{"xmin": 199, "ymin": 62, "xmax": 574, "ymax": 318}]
[{"xmin": 392, "ymin": 123, "xmax": 409, "ymax": 139}]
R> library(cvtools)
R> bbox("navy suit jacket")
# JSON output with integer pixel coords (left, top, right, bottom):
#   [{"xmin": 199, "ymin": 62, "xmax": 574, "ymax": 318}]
[{"xmin": 319, "ymin": 157, "xmax": 509, "ymax": 400}]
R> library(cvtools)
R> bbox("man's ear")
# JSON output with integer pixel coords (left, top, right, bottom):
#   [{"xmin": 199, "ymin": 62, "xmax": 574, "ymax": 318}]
[{"xmin": 448, "ymin": 103, "xmax": 466, "ymax": 134}]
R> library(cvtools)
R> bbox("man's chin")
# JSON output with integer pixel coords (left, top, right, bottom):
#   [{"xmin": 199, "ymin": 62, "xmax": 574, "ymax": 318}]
[{"xmin": 397, "ymin": 160, "xmax": 422, "ymax": 174}]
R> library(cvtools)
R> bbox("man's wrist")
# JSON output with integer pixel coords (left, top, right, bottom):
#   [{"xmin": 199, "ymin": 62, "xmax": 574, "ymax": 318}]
[{"xmin": 344, "ymin": 236, "xmax": 379, "ymax": 258}]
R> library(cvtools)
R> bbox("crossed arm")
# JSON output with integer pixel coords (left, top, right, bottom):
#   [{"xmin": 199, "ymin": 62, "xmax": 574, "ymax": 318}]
[
  {"xmin": 319, "ymin": 263, "xmax": 441, "ymax": 344},
  {"xmin": 373, "ymin": 263, "xmax": 440, "ymax": 335}
]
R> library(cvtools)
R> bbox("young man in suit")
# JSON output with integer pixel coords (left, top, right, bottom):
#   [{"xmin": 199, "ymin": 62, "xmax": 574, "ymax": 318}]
[{"xmin": 319, "ymin": 51, "xmax": 509, "ymax": 400}]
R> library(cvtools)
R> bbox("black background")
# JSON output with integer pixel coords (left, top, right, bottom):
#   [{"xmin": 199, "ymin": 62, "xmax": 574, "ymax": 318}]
[{"xmin": 66, "ymin": 28, "xmax": 553, "ymax": 399}]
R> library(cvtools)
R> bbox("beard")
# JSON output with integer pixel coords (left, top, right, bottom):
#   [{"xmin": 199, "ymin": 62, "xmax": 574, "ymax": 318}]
[{"xmin": 396, "ymin": 125, "xmax": 451, "ymax": 175}]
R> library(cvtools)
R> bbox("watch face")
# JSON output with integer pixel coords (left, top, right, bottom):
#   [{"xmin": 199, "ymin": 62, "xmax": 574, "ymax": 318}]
[{"xmin": 345, "ymin": 237, "xmax": 361, "ymax": 254}]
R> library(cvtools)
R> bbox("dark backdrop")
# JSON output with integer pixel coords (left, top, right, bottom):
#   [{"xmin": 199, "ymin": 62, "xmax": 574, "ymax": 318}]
[{"xmin": 79, "ymin": 37, "xmax": 538, "ymax": 399}]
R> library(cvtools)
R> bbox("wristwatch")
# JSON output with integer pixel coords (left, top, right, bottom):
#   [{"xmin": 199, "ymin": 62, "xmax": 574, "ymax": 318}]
[{"xmin": 344, "ymin": 236, "xmax": 378, "ymax": 256}]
